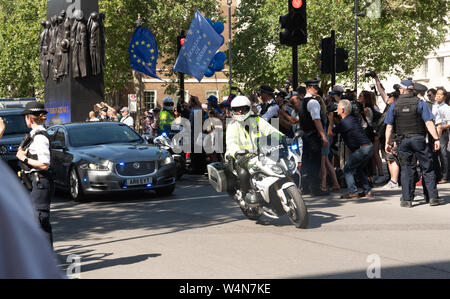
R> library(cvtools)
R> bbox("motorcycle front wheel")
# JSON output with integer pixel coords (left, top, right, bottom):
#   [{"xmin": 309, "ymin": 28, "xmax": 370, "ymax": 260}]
[{"xmin": 284, "ymin": 185, "xmax": 309, "ymax": 228}]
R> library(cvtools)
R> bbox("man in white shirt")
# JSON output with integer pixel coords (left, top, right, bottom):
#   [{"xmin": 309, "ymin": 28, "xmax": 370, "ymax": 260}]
[
  {"xmin": 434, "ymin": 88, "xmax": 450, "ymax": 183},
  {"xmin": 120, "ymin": 107, "xmax": 134, "ymax": 129}
]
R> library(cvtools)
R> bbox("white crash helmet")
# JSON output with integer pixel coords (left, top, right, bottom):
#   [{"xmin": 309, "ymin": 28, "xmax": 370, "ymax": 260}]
[
  {"xmin": 162, "ymin": 96, "xmax": 174, "ymax": 111},
  {"xmin": 230, "ymin": 96, "xmax": 252, "ymax": 122}
]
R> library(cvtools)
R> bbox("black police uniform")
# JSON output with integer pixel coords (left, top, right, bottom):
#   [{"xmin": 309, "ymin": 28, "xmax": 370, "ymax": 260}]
[
  {"xmin": 298, "ymin": 80, "xmax": 326, "ymax": 195},
  {"xmin": 19, "ymin": 102, "xmax": 55, "ymax": 246},
  {"xmin": 393, "ymin": 93, "xmax": 439, "ymax": 205}
]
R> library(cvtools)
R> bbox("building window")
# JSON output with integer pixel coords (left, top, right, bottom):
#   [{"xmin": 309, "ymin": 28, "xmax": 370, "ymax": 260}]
[
  {"xmin": 206, "ymin": 90, "xmax": 219, "ymax": 100},
  {"xmin": 438, "ymin": 57, "xmax": 444, "ymax": 77},
  {"xmin": 144, "ymin": 90, "xmax": 157, "ymax": 111},
  {"xmin": 423, "ymin": 60, "xmax": 429, "ymax": 78}
]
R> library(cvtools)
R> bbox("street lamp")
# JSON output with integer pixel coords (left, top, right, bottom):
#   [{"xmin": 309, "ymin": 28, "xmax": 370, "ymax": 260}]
[{"xmin": 227, "ymin": 0, "xmax": 232, "ymax": 96}]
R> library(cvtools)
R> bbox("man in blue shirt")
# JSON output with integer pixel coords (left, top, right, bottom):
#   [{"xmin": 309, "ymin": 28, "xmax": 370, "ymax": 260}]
[
  {"xmin": 328, "ymin": 99, "xmax": 373, "ymax": 199},
  {"xmin": 384, "ymin": 80, "xmax": 441, "ymax": 208}
]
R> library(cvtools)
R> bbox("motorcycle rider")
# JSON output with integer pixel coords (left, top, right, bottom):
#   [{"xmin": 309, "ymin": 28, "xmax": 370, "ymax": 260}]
[
  {"xmin": 225, "ymin": 96, "xmax": 284, "ymax": 204},
  {"xmin": 159, "ymin": 96, "xmax": 175, "ymax": 135}
]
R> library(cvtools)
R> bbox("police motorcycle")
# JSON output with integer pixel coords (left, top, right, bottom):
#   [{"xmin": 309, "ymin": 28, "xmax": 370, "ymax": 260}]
[
  {"xmin": 207, "ymin": 132, "xmax": 308, "ymax": 229},
  {"xmin": 148, "ymin": 128, "xmax": 186, "ymax": 180}
]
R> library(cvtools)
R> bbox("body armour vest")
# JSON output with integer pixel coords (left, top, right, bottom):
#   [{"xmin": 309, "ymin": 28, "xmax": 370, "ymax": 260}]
[
  {"xmin": 394, "ymin": 95, "xmax": 426, "ymax": 137},
  {"xmin": 20, "ymin": 131, "xmax": 51, "ymax": 173},
  {"xmin": 299, "ymin": 97, "xmax": 326, "ymax": 134}
]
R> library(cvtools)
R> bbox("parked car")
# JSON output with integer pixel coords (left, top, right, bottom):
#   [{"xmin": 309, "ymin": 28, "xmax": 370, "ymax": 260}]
[
  {"xmin": 0, "ymin": 108, "xmax": 30, "ymax": 172},
  {"xmin": 47, "ymin": 122, "xmax": 177, "ymax": 201}
]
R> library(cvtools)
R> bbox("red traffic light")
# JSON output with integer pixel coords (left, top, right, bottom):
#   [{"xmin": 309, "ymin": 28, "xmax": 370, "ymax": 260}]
[{"xmin": 292, "ymin": 0, "xmax": 303, "ymax": 9}]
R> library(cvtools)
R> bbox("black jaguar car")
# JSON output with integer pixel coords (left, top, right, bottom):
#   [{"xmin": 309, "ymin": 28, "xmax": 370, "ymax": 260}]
[
  {"xmin": 0, "ymin": 109, "xmax": 30, "ymax": 172},
  {"xmin": 47, "ymin": 122, "xmax": 177, "ymax": 201}
]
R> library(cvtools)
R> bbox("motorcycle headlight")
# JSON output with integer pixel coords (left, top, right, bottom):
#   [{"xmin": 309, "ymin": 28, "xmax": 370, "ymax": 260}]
[
  {"xmin": 80, "ymin": 162, "xmax": 110, "ymax": 171},
  {"xmin": 162, "ymin": 155, "xmax": 174, "ymax": 166},
  {"xmin": 271, "ymin": 165, "xmax": 284, "ymax": 175},
  {"xmin": 288, "ymin": 158, "xmax": 297, "ymax": 171}
]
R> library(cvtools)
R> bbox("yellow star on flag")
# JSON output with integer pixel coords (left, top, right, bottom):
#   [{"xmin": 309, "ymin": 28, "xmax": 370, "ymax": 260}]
[
  {"xmin": 147, "ymin": 44, "xmax": 151, "ymax": 48},
  {"xmin": 141, "ymin": 41, "xmax": 145, "ymax": 45},
  {"xmin": 150, "ymin": 49, "xmax": 155, "ymax": 53}
]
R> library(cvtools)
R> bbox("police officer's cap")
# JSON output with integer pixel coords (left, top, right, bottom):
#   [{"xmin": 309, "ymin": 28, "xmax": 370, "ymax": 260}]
[
  {"xmin": 400, "ymin": 79, "xmax": 414, "ymax": 90},
  {"xmin": 260, "ymin": 85, "xmax": 275, "ymax": 95},
  {"xmin": 414, "ymin": 82, "xmax": 428, "ymax": 94},
  {"xmin": 305, "ymin": 79, "xmax": 320, "ymax": 87},
  {"xmin": 22, "ymin": 101, "xmax": 48, "ymax": 115}
]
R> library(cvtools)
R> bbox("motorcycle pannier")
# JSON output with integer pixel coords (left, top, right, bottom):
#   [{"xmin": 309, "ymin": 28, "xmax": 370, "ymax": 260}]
[{"xmin": 207, "ymin": 162, "xmax": 229, "ymax": 193}]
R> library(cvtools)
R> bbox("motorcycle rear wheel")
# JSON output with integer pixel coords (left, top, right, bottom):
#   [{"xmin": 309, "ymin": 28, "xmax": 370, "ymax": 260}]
[{"xmin": 285, "ymin": 185, "xmax": 309, "ymax": 228}]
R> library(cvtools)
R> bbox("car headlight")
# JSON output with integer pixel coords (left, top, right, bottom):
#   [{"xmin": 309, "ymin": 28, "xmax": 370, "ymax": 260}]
[
  {"xmin": 80, "ymin": 162, "xmax": 110, "ymax": 171},
  {"xmin": 161, "ymin": 156, "xmax": 174, "ymax": 166}
]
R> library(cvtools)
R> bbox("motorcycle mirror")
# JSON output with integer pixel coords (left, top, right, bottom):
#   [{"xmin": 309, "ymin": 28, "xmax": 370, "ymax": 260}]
[{"xmin": 295, "ymin": 130, "xmax": 305, "ymax": 139}]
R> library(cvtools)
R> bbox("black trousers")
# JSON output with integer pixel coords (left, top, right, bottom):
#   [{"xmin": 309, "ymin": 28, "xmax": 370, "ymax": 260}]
[
  {"xmin": 30, "ymin": 175, "xmax": 55, "ymax": 247},
  {"xmin": 301, "ymin": 133, "xmax": 322, "ymax": 194},
  {"xmin": 398, "ymin": 136, "xmax": 438, "ymax": 202}
]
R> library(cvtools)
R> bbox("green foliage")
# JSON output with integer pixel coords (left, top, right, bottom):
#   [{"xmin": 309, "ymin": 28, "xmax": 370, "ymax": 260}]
[
  {"xmin": 232, "ymin": 0, "xmax": 449, "ymax": 93},
  {"xmin": 0, "ymin": 0, "xmax": 46, "ymax": 98}
]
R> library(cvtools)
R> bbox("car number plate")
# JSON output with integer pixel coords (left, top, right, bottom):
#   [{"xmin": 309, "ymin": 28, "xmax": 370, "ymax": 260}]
[{"xmin": 126, "ymin": 177, "xmax": 153, "ymax": 186}]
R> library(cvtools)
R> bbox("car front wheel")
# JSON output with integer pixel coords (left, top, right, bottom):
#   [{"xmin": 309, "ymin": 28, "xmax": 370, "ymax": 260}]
[{"xmin": 69, "ymin": 167, "xmax": 85, "ymax": 202}]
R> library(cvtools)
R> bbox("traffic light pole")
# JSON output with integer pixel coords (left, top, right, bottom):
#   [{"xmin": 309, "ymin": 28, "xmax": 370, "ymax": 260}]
[
  {"xmin": 331, "ymin": 30, "xmax": 336, "ymax": 88},
  {"xmin": 177, "ymin": 30, "xmax": 186, "ymax": 104},
  {"xmin": 292, "ymin": 45, "xmax": 298, "ymax": 91}
]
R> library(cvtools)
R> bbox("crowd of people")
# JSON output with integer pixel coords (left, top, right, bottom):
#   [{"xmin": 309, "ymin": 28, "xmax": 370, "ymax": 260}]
[{"xmin": 85, "ymin": 73, "xmax": 450, "ymax": 207}]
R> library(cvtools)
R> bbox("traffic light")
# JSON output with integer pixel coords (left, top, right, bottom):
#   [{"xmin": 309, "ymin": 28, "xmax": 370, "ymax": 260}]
[
  {"xmin": 177, "ymin": 30, "xmax": 186, "ymax": 55},
  {"xmin": 320, "ymin": 37, "xmax": 333, "ymax": 74},
  {"xmin": 279, "ymin": 0, "xmax": 307, "ymax": 46},
  {"xmin": 336, "ymin": 48, "xmax": 349, "ymax": 73}
]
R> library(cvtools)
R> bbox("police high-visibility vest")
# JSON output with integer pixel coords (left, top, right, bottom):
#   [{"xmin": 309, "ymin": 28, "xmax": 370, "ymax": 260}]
[
  {"xmin": 159, "ymin": 110, "xmax": 175, "ymax": 131},
  {"xmin": 225, "ymin": 116, "xmax": 284, "ymax": 159}
]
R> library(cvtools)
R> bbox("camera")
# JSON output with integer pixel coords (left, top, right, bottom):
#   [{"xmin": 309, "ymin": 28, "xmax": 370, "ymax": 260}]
[{"xmin": 364, "ymin": 70, "xmax": 377, "ymax": 78}]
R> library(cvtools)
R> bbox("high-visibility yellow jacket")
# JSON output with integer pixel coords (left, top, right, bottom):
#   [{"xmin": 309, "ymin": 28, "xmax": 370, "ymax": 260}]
[
  {"xmin": 159, "ymin": 110, "xmax": 175, "ymax": 132},
  {"xmin": 225, "ymin": 116, "xmax": 284, "ymax": 159}
]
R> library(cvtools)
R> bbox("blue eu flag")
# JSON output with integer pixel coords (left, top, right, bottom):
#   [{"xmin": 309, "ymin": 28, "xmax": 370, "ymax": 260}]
[
  {"xmin": 129, "ymin": 26, "xmax": 161, "ymax": 80},
  {"xmin": 174, "ymin": 10, "xmax": 223, "ymax": 82}
]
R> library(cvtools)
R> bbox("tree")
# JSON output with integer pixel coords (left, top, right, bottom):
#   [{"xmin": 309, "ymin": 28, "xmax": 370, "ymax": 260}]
[
  {"xmin": 0, "ymin": 0, "xmax": 46, "ymax": 98},
  {"xmin": 231, "ymin": 0, "xmax": 449, "ymax": 93}
]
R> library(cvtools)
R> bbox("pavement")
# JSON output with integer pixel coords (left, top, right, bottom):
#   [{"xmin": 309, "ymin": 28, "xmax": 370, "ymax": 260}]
[{"xmin": 52, "ymin": 175, "xmax": 450, "ymax": 279}]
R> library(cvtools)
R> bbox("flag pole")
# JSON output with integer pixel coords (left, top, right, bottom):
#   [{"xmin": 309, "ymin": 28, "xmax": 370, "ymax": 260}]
[{"xmin": 136, "ymin": 14, "xmax": 144, "ymax": 133}]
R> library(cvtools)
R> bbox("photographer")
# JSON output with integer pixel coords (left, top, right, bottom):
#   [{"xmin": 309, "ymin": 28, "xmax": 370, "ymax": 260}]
[
  {"xmin": 367, "ymin": 71, "xmax": 401, "ymax": 189},
  {"xmin": 328, "ymin": 100, "xmax": 374, "ymax": 199}
]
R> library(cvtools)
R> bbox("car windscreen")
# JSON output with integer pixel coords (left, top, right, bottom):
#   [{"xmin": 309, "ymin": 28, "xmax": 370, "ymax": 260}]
[
  {"xmin": 1, "ymin": 114, "xmax": 30, "ymax": 135},
  {"xmin": 67, "ymin": 124, "xmax": 143, "ymax": 147}
]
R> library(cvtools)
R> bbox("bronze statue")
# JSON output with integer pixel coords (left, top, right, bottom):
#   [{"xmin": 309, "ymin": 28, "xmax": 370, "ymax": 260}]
[
  {"xmin": 87, "ymin": 12, "xmax": 105, "ymax": 76},
  {"xmin": 39, "ymin": 20, "xmax": 51, "ymax": 81},
  {"xmin": 71, "ymin": 10, "xmax": 88, "ymax": 78},
  {"xmin": 57, "ymin": 39, "xmax": 70, "ymax": 78},
  {"xmin": 48, "ymin": 16, "xmax": 58, "ymax": 80}
]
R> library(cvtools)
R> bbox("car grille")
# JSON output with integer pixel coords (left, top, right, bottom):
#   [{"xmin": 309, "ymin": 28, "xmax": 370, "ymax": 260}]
[{"xmin": 116, "ymin": 161, "xmax": 156, "ymax": 176}]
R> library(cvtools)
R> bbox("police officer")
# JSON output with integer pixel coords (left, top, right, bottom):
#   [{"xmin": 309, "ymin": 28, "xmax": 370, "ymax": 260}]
[
  {"xmin": 298, "ymin": 79, "xmax": 329, "ymax": 196},
  {"xmin": 16, "ymin": 101, "xmax": 54, "ymax": 246},
  {"xmin": 259, "ymin": 86, "xmax": 279, "ymax": 121},
  {"xmin": 159, "ymin": 96, "xmax": 175, "ymax": 134},
  {"xmin": 384, "ymin": 80, "xmax": 441, "ymax": 208},
  {"xmin": 226, "ymin": 96, "xmax": 284, "ymax": 204}
]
